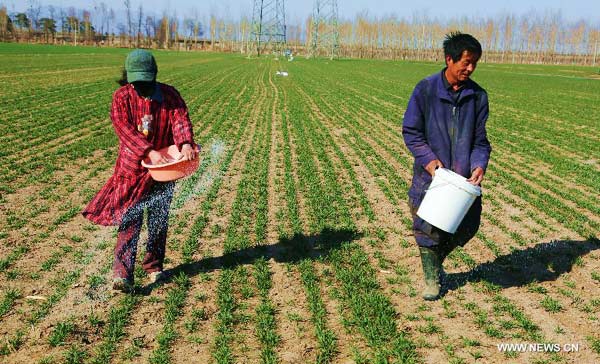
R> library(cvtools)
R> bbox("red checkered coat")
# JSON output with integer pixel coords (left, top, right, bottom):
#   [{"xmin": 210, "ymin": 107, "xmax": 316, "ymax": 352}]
[{"xmin": 82, "ymin": 83, "xmax": 194, "ymax": 226}]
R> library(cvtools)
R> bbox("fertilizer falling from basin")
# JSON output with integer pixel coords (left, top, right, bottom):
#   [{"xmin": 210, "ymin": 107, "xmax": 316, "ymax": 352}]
[
  {"xmin": 117, "ymin": 138, "xmax": 228, "ymax": 239},
  {"xmin": 170, "ymin": 138, "xmax": 228, "ymax": 210}
]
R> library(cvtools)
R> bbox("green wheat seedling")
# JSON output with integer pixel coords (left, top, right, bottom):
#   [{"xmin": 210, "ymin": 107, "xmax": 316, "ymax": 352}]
[
  {"xmin": 89, "ymin": 294, "xmax": 138, "ymax": 364},
  {"xmin": 540, "ymin": 295, "xmax": 564, "ymax": 313},
  {"xmin": 298, "ymin": 260, "xmax": 338, "ymax": 364},
  {"xmin": 329, "ymin": 244, "xmax": 419, "ymax": 363},
  {"xmin": 149, "ymin": 272, "xmax": 191, "ymax": 364},
  {"xmin": 253, "ymin": 258, "xmax": 280, "ymax": 364},
  {"xmin": 212, "ymin": 269, "xmax": 236, "ymax": 364},
  {"xmin": 0, "ymin": 288, "xmax": 20, "ymax": 318},
  {"xmin": 48, "ymin": 319, "xmax": 75, "ymax": 347}
]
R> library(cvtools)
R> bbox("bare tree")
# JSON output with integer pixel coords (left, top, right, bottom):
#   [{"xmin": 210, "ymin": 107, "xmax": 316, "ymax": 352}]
[
  {"xmin": 590, "ymin": 28, "xmax": 600, "ymax": 66},
  {"xmin": 117, "ymin": 22, "xmax": 127, "ymax": 45},
  {"xmin": 570, "ymin": 20, "xmax": 586, "ymax": 63},
  {"xmin": 58, "ymin": 7, "xmax": 66, "ymax": 43},
  {"xmin": 136, "ymin": 3, "xmax": 143, "ymax": 47},
  {"xmin": 26, "ymin": 0, "xmax": 41, "ymax": 36},
  {"xmin": 158, "ymin": 13, "xmax": 169, "ymax": 48},
  {"xmin": 217, "ymin": 18, "xmax": 225, "ymax": 51},
  {"xmin": 0, "ymin": 6, "xmax": 13, "ymax": 41},
  {"xmin": 82, "ymin": 10, "xmax": 92, "ymax": 44},
  {"xmin": 501, "ymin": 13, "xmax": 515, "ymax": 62},
  {"xmin": 95, "ymin": 2, "xmax": 108, "ymax": 38},
  {"xmin": 66, "ymin": 7, "xmax": 79, "ymax": 45},
  {"xmin": 183, "ymin": 17, "xmax": 194, "ymax": 49},
  {"xmin": 193, "ymin": 8, "xmax": 202, "ymax": 50},
  {"xmin": 210, "ymin": 15, "xmax": 216, "ymax": 50},
  {"xmin": 108, "ymin": 8, "xmax": 115, "ymax": 45},
  {"xmin": 170, "ymin": 13, "xmax": 178, "ymax": 49},
  {"xmin": 48, "ymin": 5, "xmax": 56, "ymax": 39},
  {"xmin": 124, "ymin": 0, "xmax": 132, "ymax": 46},
  {"xmin": 239, "ymin": 15, "xmax": 249, "ymax": 53},
  {"xmin": 144, "ymin": 15, "xmax": 154, "ymax": 47}
]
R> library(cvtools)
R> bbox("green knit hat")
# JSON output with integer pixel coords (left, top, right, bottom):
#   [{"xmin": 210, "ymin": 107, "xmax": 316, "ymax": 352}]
[{"xmin": 125, "ymin": 49, "xmax": 157, "ymax": 83}]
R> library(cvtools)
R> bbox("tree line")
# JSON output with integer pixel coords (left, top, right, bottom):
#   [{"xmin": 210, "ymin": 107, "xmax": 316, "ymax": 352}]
[{"xmin": 0, "ymin": 1, "xmax": 598, "ymax": 65}]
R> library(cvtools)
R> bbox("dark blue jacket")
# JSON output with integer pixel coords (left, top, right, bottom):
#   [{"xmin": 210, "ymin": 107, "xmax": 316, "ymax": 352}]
[{"xmin": 402, "ymin": 69, "xmax": 492, "ymax": 205}]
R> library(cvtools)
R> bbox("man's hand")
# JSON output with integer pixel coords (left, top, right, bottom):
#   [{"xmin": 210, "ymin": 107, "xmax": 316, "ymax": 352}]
[
  {"xmin": 467, "ymin": 167, "xmax": 484, "ymax": 185},
  {"xmin": 180, "ymin": 143, "xmax": 199, "ymax": 161},
  {"xmin": 424, "ymin": 159, "xmax": 444, "ymax": 176},
  {"xmin": 147, "ymin": 150, "xmax": 169, "ymax": 165}
]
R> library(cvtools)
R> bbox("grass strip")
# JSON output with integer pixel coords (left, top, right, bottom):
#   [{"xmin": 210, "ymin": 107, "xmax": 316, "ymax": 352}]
[
  {"xmin": 28, "ymin": 269, "xmax": 81, "ymax": 325},
  {"xmin": 0, "ymin": 288, "xmax": 20, "ymax": 318},
  {"xmin": 89, "ymin": 294, "xmax": 139, "ymax": 364},
  {"xmin": 298, "ymin": 260, "xmax": 337, "ymax": 364},
  {"xmin": 212, "ymin": 269, "xmax": 236, "ymax": 364},
  {"xmin": 253, "ymin": 258, "xmax": 280, "ymax": 364},
  {"xmin": 149, "ymin": 272, "xmax": 191, "ymax": 364},
  {"xmin": 329, "ymin": 243, "xmax": 419, "ymax": 363},
  {"xmin": 0, "ymin": 246, "xmax": 29, "ymax": 272}
]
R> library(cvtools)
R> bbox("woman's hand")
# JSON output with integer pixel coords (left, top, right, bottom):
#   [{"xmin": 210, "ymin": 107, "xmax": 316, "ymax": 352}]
[
  {"xmin": 180, "ymin": 143, "xmax": 199, "ymax": 161},
  {"xmin": 147, "ymin": 150, "xmax": 169, "ymax": 165}
]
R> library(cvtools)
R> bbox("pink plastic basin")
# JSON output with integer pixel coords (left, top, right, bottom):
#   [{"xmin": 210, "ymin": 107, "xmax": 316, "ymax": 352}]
[{"xmin": 141, "ymin": 145, "xmax": 200, "ymax": 182}]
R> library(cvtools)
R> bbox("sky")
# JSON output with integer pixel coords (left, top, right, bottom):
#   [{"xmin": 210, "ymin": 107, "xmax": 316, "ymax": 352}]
[{"xmin": 4, "ymin": 0, "xmax": 599, "ymax": 25}]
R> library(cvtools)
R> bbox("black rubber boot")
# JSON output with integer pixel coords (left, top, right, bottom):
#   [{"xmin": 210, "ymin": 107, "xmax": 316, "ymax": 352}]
[
  {"xmin": 438, "ymin": 243, "xmax": 452, "ymax": 262},
  {"xmin": 419, "ymin": 246, "xmax": 442, "ymax": 300}
]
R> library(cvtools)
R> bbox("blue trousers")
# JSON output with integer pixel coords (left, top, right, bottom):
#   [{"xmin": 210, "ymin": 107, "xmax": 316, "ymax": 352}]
[{"xmin": 113, "ymin": 182, "xmax": 174, "ymax": 280}]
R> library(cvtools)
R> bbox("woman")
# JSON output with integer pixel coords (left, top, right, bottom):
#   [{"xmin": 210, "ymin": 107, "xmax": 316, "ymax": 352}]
[{"xmin": 83, "ymin": 49, "xmax": 198, "ymax": 292}]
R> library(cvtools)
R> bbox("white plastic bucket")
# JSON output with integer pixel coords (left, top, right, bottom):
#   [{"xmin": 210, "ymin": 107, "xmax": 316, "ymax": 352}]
[{"xmin": 416, "ymin": 168, "xmax": 481, "ymax": 233}]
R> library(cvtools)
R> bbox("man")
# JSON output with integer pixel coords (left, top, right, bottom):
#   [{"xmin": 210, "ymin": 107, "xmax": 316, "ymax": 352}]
[
  {"xmin": 402, "ymin": 32, "xmax": 492, "ymax": 300},
  {"xmin": 83, "ymin": 49, "xmax": 198, "ymax": 292}
]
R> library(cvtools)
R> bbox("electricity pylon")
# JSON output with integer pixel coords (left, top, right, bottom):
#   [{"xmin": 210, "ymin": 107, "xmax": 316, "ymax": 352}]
[
  {"xmin": 310, "ymin": 0, "xmax": 339, "ymax": 59},
  {"xmin": 250, "ymin": 0, "xmax": 287, "ymax": 56}
]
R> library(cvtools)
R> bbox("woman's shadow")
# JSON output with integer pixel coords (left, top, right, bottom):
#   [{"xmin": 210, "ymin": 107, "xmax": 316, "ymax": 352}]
[
  {"xmin": 141, "ymin": 227, "xmax": 361, "ymax": 292},
  {"xmin": 443, "ymin": 237, "xmax": 600, "ymax": 294}
]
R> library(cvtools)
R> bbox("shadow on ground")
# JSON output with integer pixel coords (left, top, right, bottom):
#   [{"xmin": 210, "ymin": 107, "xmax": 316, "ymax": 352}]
[
  {"xmin": 443, "ymin": 237, "xmax": 600, "ymax": 295},
  {"xmin": 140, "ymin": 227, "xmax": 361, "ymax": 294}
]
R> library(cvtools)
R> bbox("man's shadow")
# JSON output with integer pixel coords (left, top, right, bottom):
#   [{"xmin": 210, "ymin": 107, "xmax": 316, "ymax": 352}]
[
  {"xmin": 443, "ymin": 237, "xmax": 600, "ymax": 295},
  {"xmin": 142, "ymin": 227, "xmax": 361, "ymax": 292}
]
